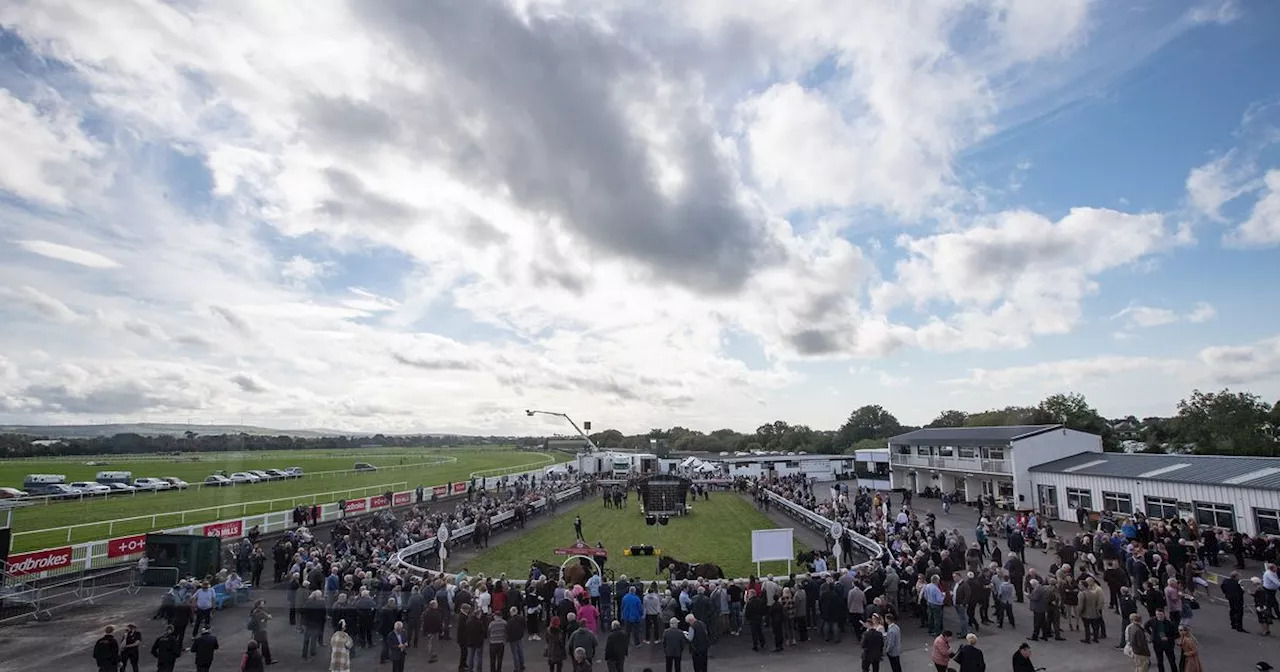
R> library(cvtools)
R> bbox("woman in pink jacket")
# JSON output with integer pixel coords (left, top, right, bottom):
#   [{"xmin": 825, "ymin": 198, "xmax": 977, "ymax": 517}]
[
  {"xmin": 576, "ymin": 597, "xmax": 600, "ymax": 633},
  {"xmin": 931, "ymin": 630, "xmax": 955, "ymax": 672}
]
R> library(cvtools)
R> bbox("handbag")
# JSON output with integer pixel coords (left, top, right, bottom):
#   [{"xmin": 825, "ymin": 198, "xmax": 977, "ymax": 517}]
[
  {"xmin": 1186, "ymin": 597, "xmax": 1200, "ymax": 610},
  {"xmin": 1123, "ymin": 643, "xmax": 1134, "ymax": 658}
]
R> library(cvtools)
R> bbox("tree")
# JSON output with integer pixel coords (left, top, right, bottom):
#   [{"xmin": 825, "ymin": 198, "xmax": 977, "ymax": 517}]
[
  {"xmin": 1174, "ymin": 389, "xmax": 1277, "ymax": 456},
  {"xmin": 964, "ymin": 406, "xmax": 1055, "ymax": 426},
  {"xmin": 927, "ymin": 410, "xmax": 968, "ymax": 428},
  {"xmin": 588, "ymin": 429, "xmax": 625, "ymax": 448},
  {"xmin": 835, "ymin": 405, "xmax": 903, "ymax": 453},
  {"xmin": 1037, "ymin": 393, "xmax": 1118, "ymax": 451},
  {"xmin": 848, "ymin": 437, "xmax": 887, "ymax": 454}
]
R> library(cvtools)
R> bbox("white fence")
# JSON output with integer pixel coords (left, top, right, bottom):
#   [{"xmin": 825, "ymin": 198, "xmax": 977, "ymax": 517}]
[
  {"xmin": 6, "ymin": 460, "xmax": 574, "ymax": 584},
  {"xmin": 762, "ymin": 490, "xmax": 888, "ymax": 563}
]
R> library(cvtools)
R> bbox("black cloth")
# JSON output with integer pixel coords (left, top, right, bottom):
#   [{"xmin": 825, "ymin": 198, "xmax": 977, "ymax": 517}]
[
  {"xmin": 92, "ymin": 634, "xmax": 120, "ymax": 668},
  {"xmin": 189, "ymin": 633, "xmax": 218, "ymax": 667}
]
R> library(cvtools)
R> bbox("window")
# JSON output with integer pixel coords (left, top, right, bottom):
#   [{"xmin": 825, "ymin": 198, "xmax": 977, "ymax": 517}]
[
  {"xmin": 1193, "ymin": 501, "xmax": 1235, "ymax": 530},
  {"xmin": 785, "ymin": 461, "xmax": 800, "ymax": 469},
  {"xmin": 958, "ymin": 446, "xmax": 977, "ymax": 459},
  {"xmin": 1145, "ymin": 497, "xmax": 1179, "ymax": 520},
  {"xmin": 998, "ymin": 481, "xmax": 1014, "ymax": 499},
  {"xmin": 983, "ymin": 447, "xmax": 1006, "ymax": 461},
  {"xmin": 938, "ymin": 446, "xmax": 955, "ymax": 457},
  {"xmin": 1102, "ymin": 491, "xmax": 1133, "ymax": 514},
  {"xmin": 1066, "ymin": 487, "xmax": 1092, "ymax": 510},
  {"xmin": 1256, "ymin": 508, "xmax": 1280, "ymax": 536},
  {"xmin": 916, "ymin": 446, "xmax": 931, "ymax": 456}
]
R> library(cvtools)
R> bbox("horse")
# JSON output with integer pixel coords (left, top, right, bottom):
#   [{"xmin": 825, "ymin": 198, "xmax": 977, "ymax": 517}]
[
  {"xmin": 531, "ymin": 559, "xmax": 560, "ymax": 581},
  {"xmin": 795, "ymin": 549, "xmax": 821, "ymax": 572},
  {"xmin": 562, "ymin": 562, "xmax": 588, "ymax": 586},
  {"xmin": 657, "ymin": 555, "xmax": 724, "ymax": 581}
]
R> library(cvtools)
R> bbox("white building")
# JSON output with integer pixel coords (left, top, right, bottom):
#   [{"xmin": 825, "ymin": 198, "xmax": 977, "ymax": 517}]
[
  {"xmin": 1028, "ymin": 452, "xmax": 1280, "ymax": 536},
  {"xmin": 887, "ymin": 425, "xmax": 1101, "ymax": 509},
  {"xmin": 854, "ymin": 448, "xmax": 891, "ymax": 491},
  {"xmin": 719, "ymin": 454, "xmax": 853, "ymax": 480},
  {"xmin": 575, "ymin": 451, "xmax": 661, "ymax": 477}
]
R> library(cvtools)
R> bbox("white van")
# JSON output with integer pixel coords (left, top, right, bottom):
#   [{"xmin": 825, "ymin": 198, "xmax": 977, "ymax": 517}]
[
  {"xmin": 133, "ymin": 477, "xmax": 172, "ymax": 491},
  {"xmin": 23, "ymin": 474, "xmax": 67, "ymax": 495},
  {"xmin": 95, "ymin": 470, "xmax": 134, "ymax": 485}
]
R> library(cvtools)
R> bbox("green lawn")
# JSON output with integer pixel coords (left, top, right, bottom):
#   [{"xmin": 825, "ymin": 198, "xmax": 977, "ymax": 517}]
[
  {"xmin": 8, "ymin": 447, "xmax": 554, "ymax": 552},
  {"xmin": 462, "ymin": 494, "xmax": 802, "ymax": 581}
]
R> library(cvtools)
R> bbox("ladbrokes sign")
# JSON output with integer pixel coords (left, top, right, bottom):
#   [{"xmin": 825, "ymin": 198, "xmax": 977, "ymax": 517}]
[{"xmin": 8, "ymin": 546, "xmax": 74, "ymax": 576}]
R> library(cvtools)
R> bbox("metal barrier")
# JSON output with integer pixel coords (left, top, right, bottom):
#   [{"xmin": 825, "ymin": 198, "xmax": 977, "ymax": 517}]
[
  {"xmin": 0, "ymin": 565, "xmax": 142, "ymax": 625},
  {"xmin": 762, "ymin": 490, "xmax": 888, "ymax": 563}
]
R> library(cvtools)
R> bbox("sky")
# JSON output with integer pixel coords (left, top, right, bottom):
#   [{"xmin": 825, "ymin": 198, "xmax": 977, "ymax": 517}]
[{"xmin": 0, "ymin": 0, "xmax": 1278, "ymax": 436}]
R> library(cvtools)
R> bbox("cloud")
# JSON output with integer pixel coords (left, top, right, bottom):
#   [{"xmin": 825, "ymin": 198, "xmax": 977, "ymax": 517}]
[
  {"xmin": 14, "ymin": 239, "xmax": 122, "ymax": 269},
  {"xmin": 0, "ymin": 286, "xmax": 78, "ymax": 322},
  {"xmin": 230, "ymin": 372, "xmax": 272, "ymax": 393},
  {"xmin": 280, "ymin": 256, "xmax": 331, "ymax": 285},
  {"xmin": 1186, "ymin": 301, "xmax": 1216, "ymax": 323},
  {"xmin": 1113, "ymin": 301, "xmax": 1214, "ymax": 330},
  {"xmin": 1185, "ymin": 151, "xmax": 1256, "ymax": 221},
  {"xmin": 1197, "ymin": 334, "xmax": 1280, "ymax": 386},
  {"xmin": 0, "ymin": 88, "xmax": 104, "ymax": 206},
  {"xmin": 1226, "ymin": 169, "xmax": 1280, "ymax": 247}
]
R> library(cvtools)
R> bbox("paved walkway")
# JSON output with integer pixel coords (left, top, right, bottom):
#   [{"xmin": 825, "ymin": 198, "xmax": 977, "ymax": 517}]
[{"xmin": 1, "ymin": 491, "xmax": 1273, "ymax": 672}]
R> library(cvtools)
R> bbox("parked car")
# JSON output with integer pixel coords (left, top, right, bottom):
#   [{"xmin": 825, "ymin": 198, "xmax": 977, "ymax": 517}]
[
  {"xmin": 263, "ymin": 469, "xmax": 289, "ymax": 480},
  {"xmin": 45, "ymin": 483, "xmax": 84, "ymax": 499},
  {"xmin": 160, "ymin": 477, "xmax": 189, "ymax": 489},
  {"xmin": 105, "ymin": 482, "xmax": 137, "ymax": 493},
  {"xmin": 133, "ymin": 477, "xmax": 172, "ymax": 491},
  {"xmin": 247, "ymin": 470, "xmax": 274, "ymax": 481},
  {"xmin": 69, "ymin": 481, "xmax": 112, "ymax": 495},
  {"xmin": 284, "ymin": 467, "xmax": 304, "ymax": 478},
  {"xmin": 0, "ymin": 487, "xmax": 28, "ymax": 499},
  {"xmin": 229, "ymin": 472, "xmax": 259, "ymax": 483},
  {"xmin": 354, "ymin": 462, "xmax": 377, "ymax": 472},
  {"xmin": 204, "ymin": 474, "xmax": 233, "ymax": 487}
]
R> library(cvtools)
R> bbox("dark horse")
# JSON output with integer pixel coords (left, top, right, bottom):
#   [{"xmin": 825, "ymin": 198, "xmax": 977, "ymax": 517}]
[
  {"xmin": 531, "ymin": 560, "xmax": 561, "ymax": 581},
  {"xmin": 656, "ymin": 555, "xmax": 724, "ymax": 580},
  {"xmin": 795, "ymin": 549, "xmax": 823, "ymax": 572}
]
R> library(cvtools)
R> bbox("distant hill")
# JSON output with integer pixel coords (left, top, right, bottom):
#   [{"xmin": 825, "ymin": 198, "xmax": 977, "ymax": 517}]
[{"xmin": 0, "ymin": 423, "xmax": 370, "ymax": 439}]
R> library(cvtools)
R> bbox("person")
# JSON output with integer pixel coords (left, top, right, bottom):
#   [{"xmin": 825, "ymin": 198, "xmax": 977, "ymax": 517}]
[
  {"xmin": 1011, "ymin": 642, "xmax": 1035, "ymax": 672},
  {"xmin": 189, "ymin": 626, "xmax": 218, "ymax": 672},
  {"xmin": 861, "ymin": 616, "xmax": 886, "ymax": 672},
  {"xmin": 93, "ymin": 625, "xmax": 120, "ymax": 672},
  {"xmin": 745, "ymin": 589, "xmax": 767, "ymax": 650},
  {"xmin": 150, "ymin": 624, "xmax": 181, "ymax": 672},
  {"xmin": 568, "ymin": 617, "xmax": 599, "ymax": 665},
  {"xmin": 1255, "ymin": 577, "xmax": 1275, "ymax": 636},
  {"xmin": 1220, "ymin": 572, "xmax": 1247, "ymax": 632},
  {"xmin": 508, "ymin": 606, "xmax": 528, "ymax": 672},
  {"xmin": 575, "ymin": 516, "xmax": 585, "ymax": 542},
  {"xmin": 661, "ymin": 617, "xmax": 691, "ymax": 672},
  {"xmin": 953, "ymin": 633, "xmax": 984, "ymax": 672},
  {"xmin": 1144, "ymin": 609, "xmax": 1178, "ymax": 672},
  {"xmin": 1176, "ymin": 626, "xmax": 1201, "ymax": 672},
  {"xmin": 330, "ymin": 619, "xmax": 354, "ymax": 672},
  {"xmin": 191, "ymin": 581, "xmax": 215, "ymax": 636},
  {"xmin": 572, "ymin": 647, "xmax": 593, "ymax": 672},
  {"xmin": 930, "ymin": 630, "xmax": 954, "ymax": 672},
  {"xmin": 241, "ymin": 640, "xmax": 265, "ymax": 672},
  {"xmin": 604, "ymin": 620, "xmax": 629, "ymax": 672},
  {"xmin": 621, "ymin": 587, "xmax": 644, "ymax": 646},
  {"xmin": 387, "ymin": 621, "xmax": 409, "ymax": 672},
  {"xmin": 685, "ymin": 614, "xmax": 709, "ymax": 672},
  {"xmin": 546, "ymin": 617, "xmax": 568, "ymax": 672},
  {"xmin": 884, "ymin": 613, "xmax": 903, "ymax": 672},
  {"xmin": 1125, "ymin": 614, "xmax": 1150, "ymax": 672},
  {"xmin": 248, "ymin": 599, "xmax": 274, "ymax": 665},
  {"xmin": 488, "ymin": 609, "xmax": 508, "ymax": 672},
  {"xmin": 121, "ymin": 623, "xmax": 143, "ymax": 672}
]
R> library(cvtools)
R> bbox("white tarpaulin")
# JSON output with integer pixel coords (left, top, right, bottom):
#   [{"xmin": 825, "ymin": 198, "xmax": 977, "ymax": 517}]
[{"xmin": 751, "ymin": 528, "xmax": 794, "ymax": 562}]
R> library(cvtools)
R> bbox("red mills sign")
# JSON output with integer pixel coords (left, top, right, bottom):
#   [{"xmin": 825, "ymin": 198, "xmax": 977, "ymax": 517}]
[
  {"xmin": 393, "ymin": 492, "xmax": 412, "ymax": 506},
  {"xmin": 107, "ymin": 534, "xmax": 148, "ymax": 558},
  {"xmin": 8, "ymin": 546, "xmax": 74, "ymax": 576},
  {"xmin": 451, "ymin": 482, "xmax": 467, "ymax": 495},
  {"xmin": 432, "ymin": 486, "xmax": 448, "ymax": 498},
  {"xmin": 370, "ymin": 495, "xmax": 389, "ymax": 509},
  {"xmin": 203, "ymin": 520, "xmax": 243, "ymax": 538}
]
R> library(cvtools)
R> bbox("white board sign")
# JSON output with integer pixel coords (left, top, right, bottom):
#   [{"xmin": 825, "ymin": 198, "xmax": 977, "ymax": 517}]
[{"xmin": 751, "ymin": 528, "xmax": 794, "ymax": 563}]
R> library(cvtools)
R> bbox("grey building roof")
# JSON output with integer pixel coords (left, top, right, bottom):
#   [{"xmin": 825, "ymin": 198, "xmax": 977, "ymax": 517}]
[
  {"xmin": 887, "ymin": 424, "xmax": 1064, "ymax": 447},
  {"xmin": 1029, "ymin": 452, "xmax": 1280, "ymax": 490}
]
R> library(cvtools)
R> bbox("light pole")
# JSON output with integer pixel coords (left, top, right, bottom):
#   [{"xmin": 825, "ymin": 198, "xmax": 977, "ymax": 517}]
[{"xmin": 525, "ymin": 409, "xmax": 600, "ymax": 452}]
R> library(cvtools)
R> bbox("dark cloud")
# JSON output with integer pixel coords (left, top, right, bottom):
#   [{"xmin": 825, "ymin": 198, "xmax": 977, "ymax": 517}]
[
  {"xmin": 345, "ymin": 0, "xmax": 782, "ymax": 294},
  {"xmin": 20, "ymin": 380, "xmax": 206, "ymax": 414},
  {"xmin": 229, "ymin": 372, "xmax": 270, "ymax": 393},
  {"xmin": 391, "ymin": 351, "xmax": 481, "ymax": 371},
  {"xmin": 317, "ymin": 167, "xmax": 417, "ymax": 225},
  {"xmin": 210, "ymin": 305, "xmax": 253, "ymax": 336},
  {"xmin": 305, "ymin": 95, "xmax": 399, "ymax": 149},
  {"xmin": 462, "ymin": 216, "xmax": 510, "ymax": 247}
]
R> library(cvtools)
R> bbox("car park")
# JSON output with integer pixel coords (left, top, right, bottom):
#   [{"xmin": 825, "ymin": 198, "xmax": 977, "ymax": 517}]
[
  {"xmin": 133, "ymin": 477, "xmax": 172, "ymax": 491},
  {"xmin": 105, "ymin": 482, "xmax": 137, "ymax": 493},
  {"xmin": 69, "ymin": 481, "xmax": 112, "ymax": 495},
  {"xmin": 284, "ymin": 467, "xmax": 304, "ymax": 478},
  {"xmin": 161, "ymin": 477, "xmax": 189, "ymax": 489},
  {"xmin": 264, "ymin": 468, "xmax": 289, "ymax": 480},
  {"xmin": 229, "ymin": 472, "xmax": 259, "ymax": 483},
  {"xmin": 204, "ymin": 474, "xmax": 233, "ymax": 487},
  {"xmin": 247, "ymin": 469, "xmax": 274, "ymax": 481},
  {"xmin": 0, "ymin": 487, "xmax": 28, "ymax": 499}
]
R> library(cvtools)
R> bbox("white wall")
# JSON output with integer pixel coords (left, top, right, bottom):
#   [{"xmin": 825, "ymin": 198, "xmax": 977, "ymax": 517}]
[
  {"xmin": 1009, "ymin": 428, "xmax": 1102, "ymax": 510},
  {"xmin": 1028, "ymin": 471, "xmax": 1280, "ymax": 536}
]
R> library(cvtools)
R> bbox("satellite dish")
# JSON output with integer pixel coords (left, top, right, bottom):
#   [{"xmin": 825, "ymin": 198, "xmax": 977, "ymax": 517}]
[
  {"xmin": 438, "ymin": 526, "xmax": 451, "ymax": 543},
  {"xmin": 830, "ymin": 522, "xmax": 844, "ymax": 537}
]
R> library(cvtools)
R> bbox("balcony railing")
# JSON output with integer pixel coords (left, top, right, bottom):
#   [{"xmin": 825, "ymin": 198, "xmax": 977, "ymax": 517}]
[{"xmin": 890, "ymin": 454, "xmax": 1010, "ymax": 474}]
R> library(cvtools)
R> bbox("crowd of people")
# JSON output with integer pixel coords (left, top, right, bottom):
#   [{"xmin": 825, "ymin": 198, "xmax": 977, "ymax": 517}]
[{"xmin": 89, "ymin": 466, "xmax": 1280, "ymax": 672}]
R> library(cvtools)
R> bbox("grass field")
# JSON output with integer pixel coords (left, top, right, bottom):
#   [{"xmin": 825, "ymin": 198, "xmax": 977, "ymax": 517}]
[
  {"xmin": 461, "ymin": 494, "xmax": 803, "ymax": 581},
  {"xmin": 7, "ymin": 447, "xmax": 556, "ymax": 552}
]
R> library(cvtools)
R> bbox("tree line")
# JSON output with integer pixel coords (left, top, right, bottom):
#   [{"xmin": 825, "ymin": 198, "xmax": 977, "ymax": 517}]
[
  {"xmin": 0, "ymin": 431, "xmax": 512, "ymax": 459},
  {"xmin": 582, "ymin": 389, "xmax": 1280, "ymax": 458}
]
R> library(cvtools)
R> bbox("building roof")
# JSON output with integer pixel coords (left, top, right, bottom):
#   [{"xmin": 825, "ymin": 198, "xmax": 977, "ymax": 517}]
[
  {"xmin": 719, "ymin": 453, "xmax": 842, "ymax": 464},
  {"xmin": 887, "ymin": 425, "xmax": 1064, "ymax": 447},
  {"xmin": 1029, "ymin": 452, "xmax": 1280, "ymax": 489}
]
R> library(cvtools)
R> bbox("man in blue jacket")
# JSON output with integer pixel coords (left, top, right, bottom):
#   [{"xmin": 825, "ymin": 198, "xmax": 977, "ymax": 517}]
[{"xmin": 621, "ymin": 587, "xmax": 645, "ymax": 645}]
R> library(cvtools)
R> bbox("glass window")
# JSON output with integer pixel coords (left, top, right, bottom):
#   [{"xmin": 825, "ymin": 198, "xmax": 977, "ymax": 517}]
[
  {"xmin": 1256, "ymin": 508, "xmax": 1280, "ymax": 536},
  {"xmin": 1193, "ymin": 501, "xmax": 1235, "ymax": 530},
  {"xmin": 916, "ymin": 446, "xmax": 931, "ymax": 456},
  {"xmin": 1102, "ymin": 491, "xmax": 1133, "ymax": 515},
  {"xmin": 958, "ymin": 447, "xmax": 976, "ymax": 459},
  {"xmin": 1145, "ymin": 497, "xmax": 1179, "ymax": 520},
  {"xmin": 998, "ymin": 481, "xmax": 1014, "ymax": 498},
  {"xmin": 938, "ymin": 446, "xmax": 955, "ymax": 457},
  {"xmin": 984, "ymin": 447, "xmax": 1005, "ymax": 461},
  {"xmin": 1066, "ymin": 487, "xmax": 1092, "ymax": 509}
]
